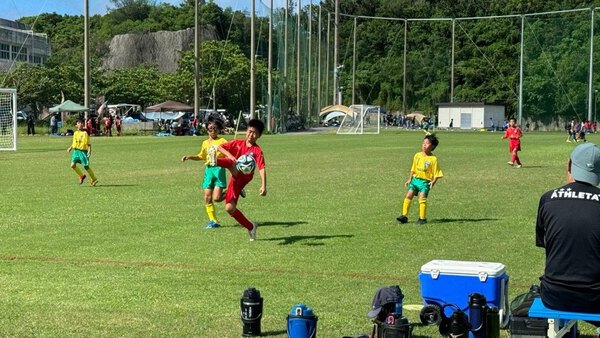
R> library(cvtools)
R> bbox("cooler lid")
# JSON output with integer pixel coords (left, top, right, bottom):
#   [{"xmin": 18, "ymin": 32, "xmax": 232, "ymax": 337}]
[{"xmin": 420, "ymin": 260, "xmax": 505, "ymax": 281}]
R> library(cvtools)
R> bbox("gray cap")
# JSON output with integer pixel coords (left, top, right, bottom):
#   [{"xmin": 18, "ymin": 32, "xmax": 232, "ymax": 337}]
[{"xmin": 570, "ymin": 143, "xmax": 600, "ymax": 185}]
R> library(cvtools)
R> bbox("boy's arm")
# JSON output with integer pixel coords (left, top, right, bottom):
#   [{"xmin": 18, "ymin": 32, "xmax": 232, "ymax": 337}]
[
  {"xmin": 258, "ymin": 168, "xmax": 267, "ymax": 196},
  {"xmin": 87, "ymin": 144, "xmax": 91, "ymax": 157},
  {"xmin": 217, "ymin": 145, "xmax": 236, "ymax": 161},
  {"xmin": 66, "ymin": 146, "xmax": 72, "ymax": 152},
  {"xmin": 429, "ymin": 176, "xmax": 441, "ymax": 188},
  {"xmin": 181, "ymin": 155, "xmax": 202, "ymax": 162},
  {"xmin": 404, "ymin": 171, "xmax": 414, "ymax": 186}
]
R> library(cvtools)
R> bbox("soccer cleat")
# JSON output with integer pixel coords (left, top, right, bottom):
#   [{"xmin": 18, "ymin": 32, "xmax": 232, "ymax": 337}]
[
  {"xmin": 90, "ymin": 179, "xmax": 98, "ymax": 186},
  {"xmin": 207, "ymin": 146, "xmax": 217, "ymax": 166},
  {"xmin": 516, "ymin": 164, "xmax": 522, "ymax": 168},
  {"xmin": 396, "ymin": 215, "xmax": 408, "ymax": 224},
  {"xmin": 248, "ymin": 222, "xmax": 257, "ymax": 241},
  {"xmin": 79, "ymin": 174, "xmax": 86, "ymax": 185},
  {"xmin": 240, "ymin": 189, "xmax": 246, "ymax": 198},
  {"xmin": 507, "ymin": 161, "xmax": 514, "ymax": 166},
  {"xmin": 416, "ymin": 218, "xmax": 427, "ymax": 225},
  {"xmin": 205, "ymin": 220, "xmax": 221, "ymax": 229}
]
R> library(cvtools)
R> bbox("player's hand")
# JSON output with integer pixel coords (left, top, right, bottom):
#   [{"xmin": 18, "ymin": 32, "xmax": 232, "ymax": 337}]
[
  {"xmin": 181, "ymin": 156, "xmax": 187, "ymax": 162},
  {"xmin": 87, "ymin": 151, "xmax": 91, "ymax": 157},
  {"xmin": 404, "ymin": 179, "xmax": 411, "ymax": 187},
  {"xmin": 259, "ymin": 186, "xmax": 267, "ymax": 196}
]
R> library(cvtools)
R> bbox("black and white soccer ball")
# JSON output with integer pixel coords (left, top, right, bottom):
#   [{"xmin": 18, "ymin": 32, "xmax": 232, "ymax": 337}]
[{"xmin": 236, "ymin": 154, "xmax": 256, "ymax": 175}]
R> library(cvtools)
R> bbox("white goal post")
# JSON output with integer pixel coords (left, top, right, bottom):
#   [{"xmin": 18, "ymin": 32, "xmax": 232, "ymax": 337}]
[
  {"xmin": 0, "ymin": 88, "xmax": 17, "ymax": 151},
  {"xmin": 337, "ymin": 104, "xmax": 380, "ymax": 135}
]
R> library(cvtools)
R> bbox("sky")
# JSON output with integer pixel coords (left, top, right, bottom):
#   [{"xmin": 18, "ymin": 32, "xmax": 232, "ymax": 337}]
[{"xmin": 0, "ymin": 0, "xmax": 276, "ymax": 21}]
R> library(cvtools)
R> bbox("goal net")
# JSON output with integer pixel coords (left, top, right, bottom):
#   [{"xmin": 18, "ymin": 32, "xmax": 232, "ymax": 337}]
[
  {"xmin": 0, "ymin": 89, "xmax": 17, "ymax": 151},
  {"xmin": 337, "ymin": 105, "xmax": 381, "ymax": 134}
]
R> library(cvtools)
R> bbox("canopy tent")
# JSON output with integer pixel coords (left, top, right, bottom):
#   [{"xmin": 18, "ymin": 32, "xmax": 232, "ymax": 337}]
[
  {"xmin": 319, "ymin": 104, "xmax": 351, "ymax": 116},
  {"xmin": 142, "ymin": 111, "xmax": 186, "ymax": 121},
  {"xmin": 145, "ymin": 100, "xmax": 193, "ymax": 112},
  {"xmin": 406, "ymin": 112, "xmax": 426, "ymax": 123},
  {"xmin": 49, "ymin": 100, "xmax": 89, "ymax": 113},
  {"xmin": 323, "ymin": 111, "xmax": 347, "ymax": 123}
]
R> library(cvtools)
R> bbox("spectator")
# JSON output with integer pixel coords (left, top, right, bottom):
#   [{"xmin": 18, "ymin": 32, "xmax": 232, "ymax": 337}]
[
  {"xmin": 26, "ymin": 113, "xmax": 35, "ymax": 135},
  {"xmin": 536, "ymin": 143, "xmax": 600, "ymax": 318},
  {"xmin": 50, "ymin": 113, "xmax": 57, "ymax": 135}
]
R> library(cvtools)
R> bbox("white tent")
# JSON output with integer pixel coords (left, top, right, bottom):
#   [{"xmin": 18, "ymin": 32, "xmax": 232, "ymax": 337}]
[
  {"xmin": 142, "ymin": 111, "xmax": 186, "ymax": 121},
  {"xmin": 323, "ymin": 111, "xmax": 346, "ymax": 123}
]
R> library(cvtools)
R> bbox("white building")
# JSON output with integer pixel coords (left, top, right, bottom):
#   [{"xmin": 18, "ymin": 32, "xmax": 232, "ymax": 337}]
[
  {"xmin": 0, "ymin": 18, "xmax": 50, "ymax": 71},
  {"xmin": 437, "ymin": 102, "xmax": 506, "ymax": 129}
]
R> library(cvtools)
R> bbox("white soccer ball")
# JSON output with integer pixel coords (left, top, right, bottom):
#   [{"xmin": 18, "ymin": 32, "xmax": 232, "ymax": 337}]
[{"xmin": 236, "ymin": 154, "xmax": 256, "ymax": 175}]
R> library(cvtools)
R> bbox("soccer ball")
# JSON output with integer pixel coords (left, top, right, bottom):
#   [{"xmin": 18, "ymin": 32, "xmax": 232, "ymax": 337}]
[{"xmin": 236, "ymin": 154, "xmax": 256, "ymax": 175}]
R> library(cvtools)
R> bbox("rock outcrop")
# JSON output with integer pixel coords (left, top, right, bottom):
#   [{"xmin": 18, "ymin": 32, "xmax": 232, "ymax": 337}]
[{"xmin": 103, "ymin": 27, "xmax": 217, "ymax": 73}]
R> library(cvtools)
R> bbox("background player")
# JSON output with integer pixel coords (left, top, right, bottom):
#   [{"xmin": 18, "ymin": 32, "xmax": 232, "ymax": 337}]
[
  {"xmin": 67, "ymin": 118, "xmax": 98, "ymax": 186},
  {"xmin": 502, "ymin": 117, "xmax": 523, "ymax": 168}
]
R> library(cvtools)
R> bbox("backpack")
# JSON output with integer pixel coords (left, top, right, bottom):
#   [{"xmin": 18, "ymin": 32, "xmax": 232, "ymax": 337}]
[{"xmin": 510, "ymin": 285, "xmax": 540, "ymax": 317}]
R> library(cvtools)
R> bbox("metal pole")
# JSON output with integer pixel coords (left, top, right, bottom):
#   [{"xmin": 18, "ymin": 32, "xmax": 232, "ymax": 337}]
[
  {"xmin": 326, "ymin": 13, "xmax": 331, "ymax": 105},
  {"xmin": 518, "ymin": 15, "xmax": 524, "ymax": 126},
  {"xmin": 317, "ymin": 5, "xmax": 322, "ymax": 118},
  {"xmin": 352, "ymin": 16, "xmax": 357, "ymax": 105},
  {"xmin": 595, "ymin": 89, "xmax": 598, "ymax": 123},
  {"xmin": 402, "ymin": 20, "xmax": 407, "ymax": 115},
  {"xmin": 84, "ymin": 0, "xmax": 89, "ymax": 118},
  {"xmin": 194, "ymin": 0, "xmax": 200, "ymax": 122},
  {"xmin": 307, "ymin": 0, "xmax": 312, "ymax": 127},
  {"xmin": 588, "ymin": 8, "xmax": 595, "ymax": 122},
  {"xmin": 333, "ymin": 0, "xmax": 339, "ymax": 104},
  {"xmin": 297, "ymin": 0, "xmax": 301, "ymax": 119},
  {"xmin": 451, "ymin": 19, "xmax": 455, "ymax": 103},
  {"xmin": 250, "ymin": 0, "xmax": 256, "ymax": 119},
  {"xmin": 267, "ymin": 0, "xmax": 273, "ymax": 132}
]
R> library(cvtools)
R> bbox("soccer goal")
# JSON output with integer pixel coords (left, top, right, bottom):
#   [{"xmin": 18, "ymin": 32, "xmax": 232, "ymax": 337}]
[
  {"xmin": 337, "ymin": 104, "xmax": 380, "ymax": 134},
  {"xmin": 0, "ymin": 89, "xmax": 17, "ymax": 151}
]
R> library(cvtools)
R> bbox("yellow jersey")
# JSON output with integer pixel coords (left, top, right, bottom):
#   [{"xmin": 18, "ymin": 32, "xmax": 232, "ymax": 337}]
[
  {"xmin": 410, "ymin": 152, "xmax": 443, "ymax": 181},
  {"xmin": 198, "ymin": 137, "xmax": 227, "ymax": 166},
  {"xmin": 71, "ymin": 130, "xmax": 90, "ymax": 151}
]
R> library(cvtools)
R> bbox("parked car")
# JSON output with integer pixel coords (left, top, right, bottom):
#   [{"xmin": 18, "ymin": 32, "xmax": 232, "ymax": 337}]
[{"xmin": 16, "ymin": 111, "xmax": 28, "ymax": 120}]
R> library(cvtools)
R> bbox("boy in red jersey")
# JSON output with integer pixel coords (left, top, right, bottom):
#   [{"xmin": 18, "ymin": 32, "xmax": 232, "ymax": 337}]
[
  {"xmin": 502, "ymin": 118, "xmax": 523, "ymax": 168},
  {"xmin": 217, "ymin": 119, "xmax": 267, "ymax": 241}
]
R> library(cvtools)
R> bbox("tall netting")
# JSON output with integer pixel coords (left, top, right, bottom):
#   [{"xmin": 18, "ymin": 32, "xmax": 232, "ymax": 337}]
[
  {"xmin": 0, "ymin": 89, "xmax": 17, "ymax": 151},
  {"xmin": 522, "ymin": 10, "xmax": 592, "ymax": 124},
  {"xmin": 259, "ymin": 0, "xmax": 329, "ymax": 132}
]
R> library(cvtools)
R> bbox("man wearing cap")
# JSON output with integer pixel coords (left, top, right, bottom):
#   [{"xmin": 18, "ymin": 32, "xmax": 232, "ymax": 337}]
[{"xmin": 536, "ymin": 142, "xmax": 600, "ymax": 314}]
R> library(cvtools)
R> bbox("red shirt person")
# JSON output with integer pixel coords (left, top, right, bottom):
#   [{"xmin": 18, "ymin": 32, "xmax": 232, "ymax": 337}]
[{"xmin": 502, "ymin": 118, "xmax": 523, "ymax": 168}]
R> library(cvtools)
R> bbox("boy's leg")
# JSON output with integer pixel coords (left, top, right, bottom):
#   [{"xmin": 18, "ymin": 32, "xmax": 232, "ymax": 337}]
[
  {"xmin": 84, "ymin": 166, "xmax": 98, "ymax": 185},
  {"xmin": 71, "ymin": 163, "xmax": 86, "ymax": 184},
  {"xmin": 204, "ymin": 189, "xmax": 218, "ymax": 225},
  {"xmin": 216, "ymin": 158, "xmax": 236, "ymax": 172},
  {"xmin": 418, "ymin": 192, "xmax": 428, "ymax": 221},
  {"xmin": 398, "ymin": 190, "xmax": 415, "ymax": 223}
]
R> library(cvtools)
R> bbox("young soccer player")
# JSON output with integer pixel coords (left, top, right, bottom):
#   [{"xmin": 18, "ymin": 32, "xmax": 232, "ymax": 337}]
[
  {"xmin": 67, "ymin": 118, "xmax": 98, "ymax": 186},
  {"xmin": 397, "ymin": 134, "xmax": 443, "ymax": 225},
  {"xmin": 502, "ymin": 117, "xmax": 523, "ymax": 168},
  {"xmin": 181, "ymin": 118, "xmax": 228, "ymax": 229},
  {"xmin": 217, "ymin": 119, "xmax": 267, "ymax": 241}
]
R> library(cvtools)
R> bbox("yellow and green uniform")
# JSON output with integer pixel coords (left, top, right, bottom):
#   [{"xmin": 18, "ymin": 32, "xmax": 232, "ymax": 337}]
[
  {"xmin": 402, "ymin": 151, "xmax": 443, "ymax": 220},
  {"xmin": 198, "ymin": 137, "xmax": 227, "ymax": 225},
  {"xmin": 198, "ymin": 138, "xmax": 227, "ymax": 189},
  {"xmin": 70, "ymin": 130, "xmax": 91, "ymax": 167}
]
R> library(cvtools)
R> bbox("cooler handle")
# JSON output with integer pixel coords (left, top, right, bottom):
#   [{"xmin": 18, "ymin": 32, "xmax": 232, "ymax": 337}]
[{"xmin": 498, "ymin": 276, "xmax": 510, "ymax": 328}]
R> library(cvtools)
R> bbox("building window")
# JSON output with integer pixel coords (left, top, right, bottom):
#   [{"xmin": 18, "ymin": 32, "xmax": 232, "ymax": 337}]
[
  {"xmin": 0, "ymin": 44, "xmax": 8, "ymax": 60},
  {"xmin": 11, "ymin": 46, "xmax": 27, "ymax": 61}
]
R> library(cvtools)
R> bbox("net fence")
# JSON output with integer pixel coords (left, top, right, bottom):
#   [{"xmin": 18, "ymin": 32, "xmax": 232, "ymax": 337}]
[{"xmin": 0, "ymin": 89, "xmax": 17, "ymax": 151}]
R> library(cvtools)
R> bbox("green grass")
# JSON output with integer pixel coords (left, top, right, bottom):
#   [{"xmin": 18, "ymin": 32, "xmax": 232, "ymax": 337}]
[{"xmin": 0, "ymin": 130, "xmax": 596, "ymax": 337}]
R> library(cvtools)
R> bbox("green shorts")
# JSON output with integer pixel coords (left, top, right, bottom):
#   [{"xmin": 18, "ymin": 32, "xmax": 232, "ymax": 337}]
[
  {"xmin": 408, "ymin": 177, "xmax": 431, "ymax": 196},
  {"xmin": 202, "ymin": 166, "xmax": 227, "ymax": 189},
  {"xmin": 71, "ymin": 149, "xmax": 89, "ymax": 167}
]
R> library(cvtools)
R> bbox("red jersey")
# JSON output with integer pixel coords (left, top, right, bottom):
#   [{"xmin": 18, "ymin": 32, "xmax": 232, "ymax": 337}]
[
  {"xmin": 221, "ymin": 139, "xmax": 265, "ymax": 177},
  {"xmin": 503, "ymin": 126, "xmax": 522, "ymax": 140}
]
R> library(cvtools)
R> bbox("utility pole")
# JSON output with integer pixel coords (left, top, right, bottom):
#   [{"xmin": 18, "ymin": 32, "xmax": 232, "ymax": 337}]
[{"xmin": 84, "ymin": 0, "xmax": 89, "ymax": 118}]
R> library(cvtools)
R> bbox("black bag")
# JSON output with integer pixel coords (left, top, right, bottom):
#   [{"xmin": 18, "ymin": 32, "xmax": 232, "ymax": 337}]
[{"xmin": 510, "ymin": 285, "xmax": 540, "ymax": 317}]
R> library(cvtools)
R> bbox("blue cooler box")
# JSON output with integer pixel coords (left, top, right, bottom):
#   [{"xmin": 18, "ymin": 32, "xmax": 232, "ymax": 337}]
[{"xmin": 419, "ymin": 260, "xmax": 509, "ymax": 327}]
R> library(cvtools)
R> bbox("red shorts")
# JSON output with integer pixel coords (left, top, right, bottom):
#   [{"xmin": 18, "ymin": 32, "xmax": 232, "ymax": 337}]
[
  {"xmin": 509, "ymin": 139, "xmax": 521, "ymax": 152},
  {"xmin": 218, "ymin": 158, "xmax": 254, "ymax": 203}
]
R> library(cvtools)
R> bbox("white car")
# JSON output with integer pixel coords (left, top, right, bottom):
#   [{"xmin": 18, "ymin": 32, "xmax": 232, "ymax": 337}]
[{"xmin": 16, "ymin": 111, "xmax": 28, "ymax": 120}]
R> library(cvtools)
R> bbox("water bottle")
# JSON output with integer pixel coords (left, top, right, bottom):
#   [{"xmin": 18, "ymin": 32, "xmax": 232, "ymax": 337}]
[
  {"xmin": 485, "ymin": 306, "xmax": 500, "ymax": 338},
  {"xmin": 468, "ymin": 293, "xmax": 487, "ymax": 338},
  {"xmin": 395, "ymin": 300, "xmax": 403, "ymax": 316}
]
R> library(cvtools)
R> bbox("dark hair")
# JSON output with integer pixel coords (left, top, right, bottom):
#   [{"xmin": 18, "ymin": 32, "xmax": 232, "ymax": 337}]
[
  {"xmin": 248, "ymin": 119, "xmax": 265, "ymax": 136},
  {"xmin": 206, "ymin": 115, "xmax": 224, "ymax": 131},
  {"xmin": 425, "ymin": 133, "xmax": 439, "ymax": 151},
  {"xmin": 76, "ymin": 118, "xmax": 85, "ymax": 124}
]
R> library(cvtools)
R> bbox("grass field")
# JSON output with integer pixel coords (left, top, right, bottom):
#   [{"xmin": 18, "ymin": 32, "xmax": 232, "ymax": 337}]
[{"xmin": 0, "ymin": 129, "xmax": 596, "ymax": 337}]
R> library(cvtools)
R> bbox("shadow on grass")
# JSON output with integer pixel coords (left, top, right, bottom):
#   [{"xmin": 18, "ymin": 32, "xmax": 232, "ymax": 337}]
[
  {"xmin": 257, "ymin": 221, "xmax": 308, "ymax": 227},
  {"xmin": 89, "ymin": 184, "xmax": 138, "ymax": 187},
  {"xmin": 434, "ymin": 218, "xmax": 498, "ymax": 223},
  {"xmin": 264, "ymin": 234, "xmax": 353, "ymax": 245},
  {"xmin": 259, "ymin": 330, "xmax": 287, "ymax": 336}
]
